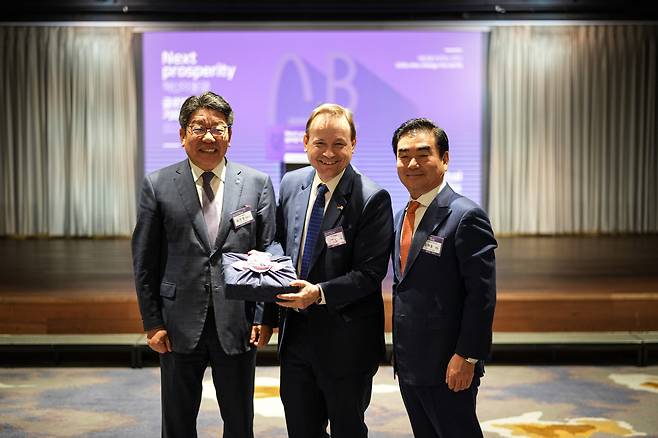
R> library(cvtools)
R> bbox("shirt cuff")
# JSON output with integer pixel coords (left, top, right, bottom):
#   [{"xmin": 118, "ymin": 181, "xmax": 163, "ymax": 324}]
[{"xmin": 316, "ymin": 284, "xmax": 326, "ymax": 305}]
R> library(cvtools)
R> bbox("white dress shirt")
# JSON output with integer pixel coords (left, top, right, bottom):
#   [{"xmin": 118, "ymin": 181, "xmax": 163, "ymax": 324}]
[
  {"xmin": 297, "ymin": 169, "xmax": 346, "ymax": 305},
  {"xmin": 404, "ymin": 178, "xmax": 447, "ymax": 235},
  {"xmin": 189, "ymin": 158, "xmax": 227, "ymax": 226}
]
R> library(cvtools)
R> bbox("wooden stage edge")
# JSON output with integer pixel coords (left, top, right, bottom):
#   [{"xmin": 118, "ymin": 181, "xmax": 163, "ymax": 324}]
[{"xmin": 1, "ymin": 236, "xmax": 658, "ymax": 334}]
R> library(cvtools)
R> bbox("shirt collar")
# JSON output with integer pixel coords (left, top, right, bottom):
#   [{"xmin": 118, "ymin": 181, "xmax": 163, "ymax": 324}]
[
  {"xmin": 311, "ymin": 168, "xmax": 346, "ymax": 196},
  {"xmin": 189, "ymin": 158, "xmax": 227, "ymax": 183},
  {"xmin": 408, "ymin": 178, "xmax": 447, "ymax": 208}
]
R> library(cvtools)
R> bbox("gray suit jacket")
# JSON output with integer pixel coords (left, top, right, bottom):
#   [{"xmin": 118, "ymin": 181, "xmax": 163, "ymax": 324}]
[{"xmin": 132, "ymin": 159, "xmax": 278, "ymax": 355}]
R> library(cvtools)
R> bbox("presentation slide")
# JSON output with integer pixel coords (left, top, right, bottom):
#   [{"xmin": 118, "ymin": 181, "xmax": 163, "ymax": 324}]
[{"xmin": 143, "ymin": 30, "xmax": 486, "ymax": 212}]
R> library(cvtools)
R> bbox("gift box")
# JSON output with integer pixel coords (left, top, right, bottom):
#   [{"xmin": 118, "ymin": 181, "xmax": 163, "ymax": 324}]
[{"xmin": 222, "ymin": 251, "xmax": 298, "ymax": 302}]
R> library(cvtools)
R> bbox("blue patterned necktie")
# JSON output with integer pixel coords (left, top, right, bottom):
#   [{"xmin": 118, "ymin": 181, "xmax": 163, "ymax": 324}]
[{"xmin": 300, "ymin": 183, "xmax": 328, "ymax": 280}]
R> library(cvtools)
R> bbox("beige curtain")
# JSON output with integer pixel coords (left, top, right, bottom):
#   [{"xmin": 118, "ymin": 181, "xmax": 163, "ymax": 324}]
[
  {"xmin": 0, "ymin": 26, "xmax": 137, "ymax": 236},
  {"xmin": 489, "ymin": 25, "xmax": 657, "ymax": 234}
]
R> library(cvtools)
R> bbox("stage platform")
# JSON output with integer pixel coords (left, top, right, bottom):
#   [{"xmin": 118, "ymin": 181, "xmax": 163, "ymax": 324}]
[
  {"xmin": 2, "ymin": 331, "xmax": 657, "ymax": 367},
  {"xmin": 1, "ymin": 236, "xmax": 657, "ymax": 334}
]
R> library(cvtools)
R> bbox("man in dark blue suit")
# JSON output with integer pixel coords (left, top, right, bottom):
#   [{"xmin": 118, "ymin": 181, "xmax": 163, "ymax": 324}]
[
  {"xmin": 275, "ymin": 103, "xmax": 393, "ymax": 438},
  {"xmin": 132, "ymin": 92, "xmax": 277, "ymax": 438},
  {"xmin": 391, "ymin": 118, "xmax": 496, "ymax": 438}
]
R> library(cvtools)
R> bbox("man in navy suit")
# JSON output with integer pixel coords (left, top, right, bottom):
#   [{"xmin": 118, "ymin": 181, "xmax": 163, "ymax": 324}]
[
  {"xmin": 275, "ymin": 103, "xmax": 393, "ymax": 438},
  {"xmin": 132, "ymin": 91, "xmax": 277, "ymax": 438},
  {"xmin": 391, "ymin": 118, "xmax": 496, "ymax": 438}
]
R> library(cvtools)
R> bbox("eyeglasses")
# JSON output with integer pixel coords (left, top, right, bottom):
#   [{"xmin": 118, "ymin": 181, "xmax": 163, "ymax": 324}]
[{"xmin": 188, "ymin": 124, "xmax": 230, "ymax": 138}]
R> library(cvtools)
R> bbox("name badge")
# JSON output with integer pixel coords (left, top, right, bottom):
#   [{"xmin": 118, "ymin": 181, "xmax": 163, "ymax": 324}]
[
  {"xmin": 231, "ymin": 206, "xmax": 255, "ymax": 229},
  {"xmin": 324, "ymin": 226, "xmax": 347, "ymax": 248},
  {"xmin": 422, "ymin": 235, "xmax": 443, "ymax": 256}
]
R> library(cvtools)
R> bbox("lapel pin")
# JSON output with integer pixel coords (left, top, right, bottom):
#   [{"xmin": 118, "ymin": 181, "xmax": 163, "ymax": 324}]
[{"xmin": 337, "ymin": 205, "xmax": 344, "ymax": 210}]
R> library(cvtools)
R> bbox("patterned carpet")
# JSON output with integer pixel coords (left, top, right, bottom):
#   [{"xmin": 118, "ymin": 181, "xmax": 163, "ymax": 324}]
[{"xmin": 1, "ymin": 365, "xmax": 657, "ymax": 437}]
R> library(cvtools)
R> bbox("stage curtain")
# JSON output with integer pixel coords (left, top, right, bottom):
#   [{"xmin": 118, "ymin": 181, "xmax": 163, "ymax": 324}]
[
  {"xmin": 0, "ymin": 26, "xmax": 137, "ymax": 237},
  {"xmin": 489, "ymin": 25, "xmax": 657, "ymax": 234}
]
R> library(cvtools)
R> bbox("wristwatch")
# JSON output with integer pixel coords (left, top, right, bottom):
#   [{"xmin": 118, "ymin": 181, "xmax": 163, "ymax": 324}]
[
  {"xmin": 315, "ymin": 284, "xmax": 324, "ymax": 305},
  {"xmin": 465, "ymin": 357, "xmax": 478, "ymax": 364}
]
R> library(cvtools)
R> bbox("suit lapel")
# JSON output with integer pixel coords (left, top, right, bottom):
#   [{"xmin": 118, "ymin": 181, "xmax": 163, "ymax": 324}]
[
  {"xmin": 174, "ymin": 160, "xmax": 211, "ymax": 251},
  {"xmin": 402, "ymin": 184, "xmax": 454, "ymax": 279},
  {"xmin": 309, "ymin": 165, "xmax": 354, "ymax": 272},
  {"xmin": 291, "ymin": 170, "xmax": 314, "ymax": 268},
  {"xmin": 216, "ymin": 161, "xmax": 244, "ymax": 249},
  {"xmin": 320, "ymin": 167, "xmax": 352, "ymax": 232}
]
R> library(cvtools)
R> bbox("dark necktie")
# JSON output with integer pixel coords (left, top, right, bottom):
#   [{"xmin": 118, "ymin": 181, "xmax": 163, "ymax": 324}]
[
  {"xmin": 201, "ymin": 171, "xmax": 219, "ymax": 246},
  {"xmin": 300, "ymin": 183, "xmax": 328, "ymax": 280}
]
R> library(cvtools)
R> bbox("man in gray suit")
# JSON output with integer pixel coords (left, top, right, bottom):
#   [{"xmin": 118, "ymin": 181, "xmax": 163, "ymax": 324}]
[{"xmin": 132, "ymin": 91, "xmax": 278, "ymax": 438}]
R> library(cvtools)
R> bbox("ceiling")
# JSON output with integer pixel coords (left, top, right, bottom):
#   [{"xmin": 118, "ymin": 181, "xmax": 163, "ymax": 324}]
[{"xmin": 3, "ymin": 0, "xmax": 658, "ymax": 22}]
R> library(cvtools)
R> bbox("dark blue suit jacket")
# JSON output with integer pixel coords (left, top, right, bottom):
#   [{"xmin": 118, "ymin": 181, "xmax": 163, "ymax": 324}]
[
  {"xmin": 276, "ymin": 164, "xmax": 394, "ymax": 377},
  {"xmin": 132, "ymin": 159, "xmax": 278, "ymax": 355},
  {"xmin": 392, "ymin": 183, "xmax": 496, "ymax": 386}
]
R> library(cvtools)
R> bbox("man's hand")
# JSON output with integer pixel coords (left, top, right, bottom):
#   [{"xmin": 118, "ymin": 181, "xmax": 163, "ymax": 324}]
[
  {"xmin": 445, "ymin": 353, "xmax": 475, "ymax": 392},
  {"xmin": 250, "ymin": 324, "xmax": 273, "ymax": 348},
  {"xmin": 146, "ymin": 328, "xmax": 172, "ymax": 354},
  {"xmin": 276, "ymin": 280, "xmax": 320, "ymax": 310}
]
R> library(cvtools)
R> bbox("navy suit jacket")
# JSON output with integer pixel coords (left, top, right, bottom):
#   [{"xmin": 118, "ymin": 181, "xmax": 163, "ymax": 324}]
[
  {"xmin": 132, "ymin": 159, "xmax": 278, "ymax": 355},
  {"xmin": 392, "ymin": 183, "xmax": 496, "ymax": 386},
  {"xmin": 276, "ymin": 164, "xmax": 393, "ymax": 377}
]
